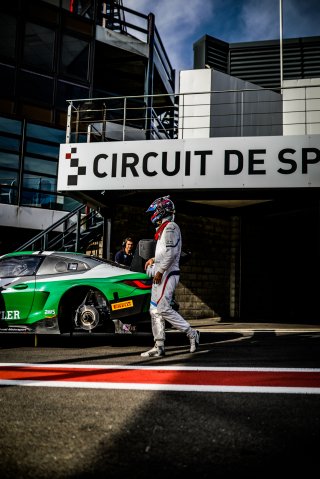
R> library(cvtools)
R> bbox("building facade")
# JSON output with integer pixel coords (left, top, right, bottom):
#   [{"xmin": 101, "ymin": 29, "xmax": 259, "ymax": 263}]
[
  {"xmin": 193, "ymin": 34, "xmax": 320, "ymax": 90},
  {"xmin": 1, "ymin": 1, "xmax": 319, "ymax": 324},
  {"xmin": 0, "ymin": 0, "xmax": 175, "ymax": 250}
]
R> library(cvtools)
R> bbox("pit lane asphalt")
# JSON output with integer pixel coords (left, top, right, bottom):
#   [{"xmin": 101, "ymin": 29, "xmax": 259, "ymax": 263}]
[
  {"xmin": 1, "ymin": 317, "xmax": 320, "ymax": 368},
  {"xmin": 190, "ymin": 318, "xmax": 320, "ymax": 333},
  {"xmin": 1, "ymin": 321, "xmax": 320, "ymax": 478}
]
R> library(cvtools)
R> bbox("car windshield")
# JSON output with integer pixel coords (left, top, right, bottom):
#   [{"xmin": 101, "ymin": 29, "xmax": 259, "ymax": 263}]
[{"xmin": 0, "ymin": 256, "xmax": 43, "ymax": 277}]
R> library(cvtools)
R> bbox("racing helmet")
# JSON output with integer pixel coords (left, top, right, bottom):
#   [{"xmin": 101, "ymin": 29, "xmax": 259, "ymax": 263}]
[{"xmin": 146, "ymin": 195, "xmax": 175, "ymax": 226}]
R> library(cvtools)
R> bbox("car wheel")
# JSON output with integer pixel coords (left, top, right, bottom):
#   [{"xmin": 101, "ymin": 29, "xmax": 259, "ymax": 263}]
[
  {"xmin": 76, "ymin": 304, "xmax": 99, "ymax": 330},
  {"xmin": 58, "ymin": 287, "xmax": 110, "ymax": 334}
]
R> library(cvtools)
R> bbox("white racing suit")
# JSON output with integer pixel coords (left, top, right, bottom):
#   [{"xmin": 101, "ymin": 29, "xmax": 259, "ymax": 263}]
[{"xmin": 148, "ymin": 220, "xmax": 195, "ymax": 343}]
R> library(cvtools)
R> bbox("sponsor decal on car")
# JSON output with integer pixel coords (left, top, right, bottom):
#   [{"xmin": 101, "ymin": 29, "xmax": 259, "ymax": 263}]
[
  {"xmin": 0, "ymin": 310, "xmax": 20, "ymax": 320},
  {"xmin": 111, "ymin": 300, "xmax": 133, "ymax": 311},
  {"xmin": 0, "ymin": 327, "xmax": 31, "ymax": 333}
]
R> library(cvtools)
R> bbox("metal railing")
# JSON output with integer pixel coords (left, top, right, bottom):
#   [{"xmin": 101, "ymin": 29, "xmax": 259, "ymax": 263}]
[
  {"xmin": 15, "ymin": 205, "xmax": 104, "ymax": 253},
  {"xmin": 103, "ymin": 3, "xmax": 175, "ymax": 92},
  {"xmin": 69, "ymin": 1, "xmax": 175, "ymax": 94},
  {"xmin": 65, "ymin": 83, "xmax": 320, "ymax": 143},
  {"xmin": 65, "ymin": 94, "xmax": 177, "ymax": 143}
]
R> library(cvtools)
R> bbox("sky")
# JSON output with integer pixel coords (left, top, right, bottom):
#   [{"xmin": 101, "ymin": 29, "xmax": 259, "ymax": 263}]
[{"xmin": 123, "ymin": 0, "xmax": 320, "ymax": 73}]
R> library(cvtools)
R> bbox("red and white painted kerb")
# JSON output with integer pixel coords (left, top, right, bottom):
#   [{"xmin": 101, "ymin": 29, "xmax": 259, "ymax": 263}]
[{"xmin": 1, "ymin": 363, "xmax": 320, "ymax": 394}]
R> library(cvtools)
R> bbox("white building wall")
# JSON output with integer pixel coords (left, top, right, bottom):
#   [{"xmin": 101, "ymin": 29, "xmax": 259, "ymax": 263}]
[
  {"xmin": 178, "ymin": 68, "xmax": 282, "ymax": 139},
  {"xmin": 0, "ymin": 204, "xmax": 67, "ymax": 231},
  {"xmin": 283, "ymin": 78, "xmax": 320, "ymax": 135},
  {"xmin": 178, "ymin": 69, "xmax": 212, "ymax": 138}
]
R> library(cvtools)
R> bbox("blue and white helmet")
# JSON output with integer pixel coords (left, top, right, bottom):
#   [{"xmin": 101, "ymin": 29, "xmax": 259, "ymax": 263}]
[{"xmin": 146, "ymin": 195, "xmax": 175, "ymax": 226}]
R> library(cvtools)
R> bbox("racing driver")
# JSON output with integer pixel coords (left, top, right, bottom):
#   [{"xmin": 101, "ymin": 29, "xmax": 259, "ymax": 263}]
[{"xmin": 141, "ymin": 195, "xmax": 200, "ymax": 357}]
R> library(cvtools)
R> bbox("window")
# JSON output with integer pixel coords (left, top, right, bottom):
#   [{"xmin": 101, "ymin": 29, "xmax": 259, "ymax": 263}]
[
  {"xmin": 23, "ymin": 22, "xmax": 55, "ymax": 72},
  {"xmin": 56, "ymin": 80, "xmax": 89, "ymax": 109},
  {"xmin": 26, "ymin": 123, "xmax": 65, "ymax": 143},
  {"xmin": 60, "ymin": 33, "xmax": 89, "ymax": 81},
  {"xmin": 22, "ymin": 123, "xmax": 66, "ymax": 209},
  {"xmin": 19, "ymin": 72, "xmax": 54, "ymax": 106},
  {"xmin": 0, "ymin": 13, "xmax": 16, "ymax": 60},
  {"xmin": 0, "ymin": 117, "xmax": 21, "ymax": 206},
  {"xmin": 0, "ymin": 256, "xmax": 43, "ymax": 278},
  {"xmin": 0, "ymin": 169, "xmax": 18, "ymax": 205},
  {"xmin": 0, "ymin": 152, "xmax": 20, "ymax": 169},
  {"xmin": 0, "ymin": 66, "xmax": 15, "ymax": 101},
  {"xmin": 0, "ymin": 136, "xmax": 20, "ymax": 153},
  {"xmin": 22, "ymin": 174, "xmax": 56, "ymax": 192},
  {"xmin": 23, "ymin": 124, "xmax": 61, "ymax": 203},
  {"xmin": 24, "ymin": 156, "xmax": 57, "ymax": 176},
  {"xmin": 26, "ymin": 141, "xmax": 59, "ymax": 158},
  {"xmin": 21, "ymin": 173, "xmax": 56, "ymax": 208},
  {"xmin": 0, "ymin": 117, "xmax": 21, "ymax": 135},
  {"xmin": 43, "ymin": 0, "xmax": 60, "ymax": 7}
]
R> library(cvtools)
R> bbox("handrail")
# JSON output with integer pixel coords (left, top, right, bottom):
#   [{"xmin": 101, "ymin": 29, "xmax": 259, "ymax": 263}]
[
  {"xmin": 100, "ymin": 3, "xmax": 175, "ymax": 92},
  {"xmin": 15, "ymin": 204, "xmax": 84, "ymax": 252},
  {"xmin": 64, "ymin": 82, "xmax": 320, "ymax": 142}
]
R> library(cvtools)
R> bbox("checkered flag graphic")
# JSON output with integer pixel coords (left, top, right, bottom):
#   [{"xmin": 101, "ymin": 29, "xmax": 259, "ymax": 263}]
[{"xmin": 65, "ymin": 147, "xmax": 86, "ymax": 186}]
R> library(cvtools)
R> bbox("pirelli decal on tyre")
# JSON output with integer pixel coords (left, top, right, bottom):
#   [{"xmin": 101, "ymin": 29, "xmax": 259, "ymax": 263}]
[{"xmin": 111, "ymin": 300, "xmax": 133, "ymax": 311}]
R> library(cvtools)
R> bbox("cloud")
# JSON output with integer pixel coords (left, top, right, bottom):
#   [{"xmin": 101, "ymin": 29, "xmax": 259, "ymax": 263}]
[
  {"xmin": 240, "ymin": 0, "xmax": 280, "ymax": 41},
  {"xmin": 283, "ymin": 0, "xmax": 320, "ymax": 38},
  {"xmin": 123, "ymin": 0, "xmax": 320, "ymax": 73},
  {"xmin": 124, "ymin": 0, "xmax": 215, "ymax": 72},
  {"xmin": 238, "ymin": 0, "xmax": 320, "ymax": 41}
]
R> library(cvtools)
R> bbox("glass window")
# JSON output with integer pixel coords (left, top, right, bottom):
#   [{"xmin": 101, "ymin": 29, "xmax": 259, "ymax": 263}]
[
  {"xmin": 20, "ymin": 189, "xmax": 37, "ymax": 207},
  {"xmin": 0, "ymin": 168, "xmax": 18, "ymax": 182},
  {"xmin": 0, "ymin": 169, "xmax": 18, "ymax": 205},
  {"xmin": 26, "ymin": 141, "xmax": 59, "ymax": 158},
  {"xmin": 23, "ymin": 22, "xmax": 55, "ymax": 72},
  {"xmin": 0, "ymin": 65, "xmax": 15, "ymax": 99},
  {"xmin": 0, "ymin": 152, "xmax": 20, "ymax": 169},
  {"xmin": 65, "ymin": 0, "xmax": 95, "ymax": 19},
  {"xmin": 22, "ymin": 175, "xmax": 42, "ymax": 191},
  {"xmin": 24, "ymin": 156, "xmax": 57, "ymax": 176},
  {"xmin": 38, "ymin": 177, "xmax": 56, "ymax": 208},
  {"xmin": 23, "ymin": 174, "xmax": 56, "ymax": 191},
  {"xmin": 19, "ymin": 72, "xmax": 54, "ymax": 106},
  {"xmin": 21, "ymin": 174, "xmax": 56, "ymax": 208},
  {"xmin": 0, "ymin": 13, "xmax": 16, "ymax": 60},
  {"xmin": 56, "ymin": 80, "xmax": 89, "ymax": 109},
  {"xmin": 62, "ymin": 196, "xmax": 82, "ymax": 211},
  {"xmin": 0, "ymin": 136, "xmax": 20, "ymax": 152},
  {"xmin": 26, "ymin": 123, "xmax": 65, "ymax": 143},
  {"xmin": 60, "ymin": 34, "xmax": 89, "ymax": 81},
  {"xmin": 0, "ymin": 255, "xmax": 43, "ymax": 277},
  {"xmin": 44, "ymin": 0, "xmax": 60, "ymax": 7},
  {"xmin": 0, "ymin": 117, "xmax": 21, "ymax": 135}
]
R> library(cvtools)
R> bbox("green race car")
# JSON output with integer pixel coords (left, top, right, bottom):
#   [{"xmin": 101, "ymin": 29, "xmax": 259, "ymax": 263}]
[{"xmin": 0, "ymin": 251, "xmax": 152, "ymax": 335}]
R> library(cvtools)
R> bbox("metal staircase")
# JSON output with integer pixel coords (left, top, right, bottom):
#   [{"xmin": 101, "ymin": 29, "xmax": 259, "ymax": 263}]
[
  {"xmin": 101, "ymin": 0, "xmax": 127, "ymax": 33},
  {"xmin": 15, "ymin": 205, "xmax": 104, "ymax": 255}
]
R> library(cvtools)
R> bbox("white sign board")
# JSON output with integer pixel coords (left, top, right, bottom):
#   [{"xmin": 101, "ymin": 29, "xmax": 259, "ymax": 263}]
[{"xmin": 58, "ymin": 135, "xmax": 320, "ymax": 191}]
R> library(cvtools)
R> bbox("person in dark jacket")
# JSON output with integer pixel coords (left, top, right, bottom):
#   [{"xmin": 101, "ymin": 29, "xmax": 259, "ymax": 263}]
[{"xmin": 115, "ymin": 237, "xmax": 134, "ymax": 267}]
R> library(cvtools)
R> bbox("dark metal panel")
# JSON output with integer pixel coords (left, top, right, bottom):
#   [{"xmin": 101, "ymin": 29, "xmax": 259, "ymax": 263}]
[{"xmin": 198, "ymin": 35, "xmax": 320, "ymax": 91}]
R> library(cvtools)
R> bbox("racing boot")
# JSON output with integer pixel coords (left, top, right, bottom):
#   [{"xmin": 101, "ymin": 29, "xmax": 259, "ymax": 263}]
[
  {"xmin": 141, "ymin": 343, "xmax": 165, "ymax": 357},
  {"xmin": 189, "ymin": 330, "xmax": 200, "ymax": 353}
]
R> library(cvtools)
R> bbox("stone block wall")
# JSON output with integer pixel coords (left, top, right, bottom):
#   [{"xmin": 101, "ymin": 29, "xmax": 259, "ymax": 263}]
[{"xmin": 111, "ymin": 204, "xmax": 240, "ymax": 321}]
